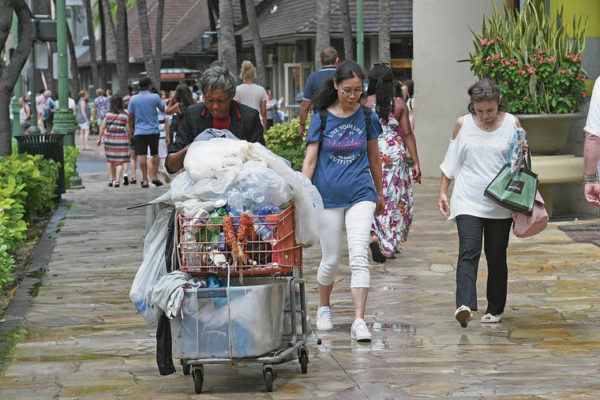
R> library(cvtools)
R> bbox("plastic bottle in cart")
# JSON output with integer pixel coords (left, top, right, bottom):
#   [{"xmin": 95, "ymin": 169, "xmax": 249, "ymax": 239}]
[{"xmin": 254, "ymin": 205, "xmax": 280, "ymax": 240}]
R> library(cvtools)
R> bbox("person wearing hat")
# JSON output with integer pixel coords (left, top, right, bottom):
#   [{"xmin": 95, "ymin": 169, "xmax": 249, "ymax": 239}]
[
  {"xmin": 127, "ymin": 77, "xmax": 165, "ymax": 187},
  {"xmin": 165, "ymin": 62, "xmax": 264, "ymax": 173}
]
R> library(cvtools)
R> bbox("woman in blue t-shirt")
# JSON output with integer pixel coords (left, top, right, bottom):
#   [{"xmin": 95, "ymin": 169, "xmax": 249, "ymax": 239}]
[{"xmin": 302, "ymin": 60, "xmax": 384, "ymax": 342}]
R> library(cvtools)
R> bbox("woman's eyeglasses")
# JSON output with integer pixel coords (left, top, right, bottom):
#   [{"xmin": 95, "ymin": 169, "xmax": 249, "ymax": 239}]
[{"xmin": 340, "ymin": 88, "xmax": 364, "ymax": 97}]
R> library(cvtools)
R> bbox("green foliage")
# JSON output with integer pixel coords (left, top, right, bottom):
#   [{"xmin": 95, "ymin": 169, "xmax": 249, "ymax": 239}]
[
  {"xmin": 264, "ymin": 117, "xmax": 308, "ymax": 171},
  {"xmin": 466, "ymin": 0, "xmax": 588, "ymax": 114},
  {"xmin": 0, "ymin": 154, "xmax": 59, "ymax": 288},
  {"xmin": 64, "ymin": 146, "xmax": 80, "ymax": 189}
]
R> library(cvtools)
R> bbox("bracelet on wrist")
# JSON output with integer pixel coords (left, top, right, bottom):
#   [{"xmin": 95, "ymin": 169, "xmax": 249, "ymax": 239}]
[{"xmin": 584, "ymin": 173, "xmax": 598, "ymax": 183}]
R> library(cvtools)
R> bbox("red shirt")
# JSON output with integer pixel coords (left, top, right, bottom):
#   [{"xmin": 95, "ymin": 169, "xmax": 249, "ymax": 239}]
[{"xmin": 211, "ymin": 116, "xmax": 231, "ymax": 130}]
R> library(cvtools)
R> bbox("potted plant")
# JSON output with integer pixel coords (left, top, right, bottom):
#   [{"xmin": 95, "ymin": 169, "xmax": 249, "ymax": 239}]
[{"xmin": 466, "ymin": 0, "xmax": 588, "ymax": 154}]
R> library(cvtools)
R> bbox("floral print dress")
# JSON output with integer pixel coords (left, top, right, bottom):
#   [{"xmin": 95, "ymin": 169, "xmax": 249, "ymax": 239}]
[{"xmin": 371, "ymin": 112, "xmax": 414, "ymax": 255}]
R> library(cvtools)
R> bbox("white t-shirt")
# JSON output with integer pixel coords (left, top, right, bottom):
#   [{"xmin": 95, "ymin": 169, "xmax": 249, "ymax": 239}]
[
  {"xmin": 440, "ymin": 113, "xmax": 517, "ymax": 220},
  {"xmin": 234, "ymin": 83, "xmax": 268, "ymax": 112},
  {"xmin": 584, "ymin": 77, "xmax": 600, "ymax": 137}
]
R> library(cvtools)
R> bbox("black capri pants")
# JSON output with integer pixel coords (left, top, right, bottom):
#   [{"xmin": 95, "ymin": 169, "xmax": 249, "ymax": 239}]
[{"xmin": 133, "ymin": 133, "xmax": 159, "ymax": 156}]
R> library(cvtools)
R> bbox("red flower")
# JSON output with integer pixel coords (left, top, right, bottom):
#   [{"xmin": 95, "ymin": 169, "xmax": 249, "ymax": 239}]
[
  {"xmin": 528, "ymin": 67, "xmax": 536, "ymax": 74},
  {"xmin": 518, "ymin": 70, "xmax": 526, "ymax": 76},
  {"xmin": 481, "ymin": 38, "xmax": 488, "ymax": 46}
]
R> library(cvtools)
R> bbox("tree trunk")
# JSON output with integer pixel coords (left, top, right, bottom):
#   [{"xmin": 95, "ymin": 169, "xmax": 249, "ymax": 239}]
[
  {"xmin": 154, "ymin": 0, "xmax": 165, "ymax": 89},
  {"xmin": 218, "ymin": 0, "xmax": 237, "ymax": 74},
  {"xmin": 136, "ymin": 0, "xmax": 157, "ymax": 85},
  {"xmin": 98, "ymin": 0, "xmax": 107, "ymax": 88},
  {"xmin": 244, "ymin": 0, "xmax": 266, "ymax": 86},
  {"xmin": 84, "ymin": 0, "xmax": 100, "ymax": 90},
  {"xmin": 0, "ymin": 0, "xmax": 33, "ymax": 155},
  {"xmin": 340, "ymin": 0, "xmax": 353, "ymax": 61},
  {"xmin": 115, "ymin": 0, "xmax": 129, "ymax": 94},
  {"xmin": 314, "ymin": 0, "xmax": 330, "ymax": 69},
  {"xmin": 378, "ymin": 0, "xmax": 390, "ymax": 64},
  {"xmin": 66, "ymin": 21, "xmax": 80, "ymax": 98}
]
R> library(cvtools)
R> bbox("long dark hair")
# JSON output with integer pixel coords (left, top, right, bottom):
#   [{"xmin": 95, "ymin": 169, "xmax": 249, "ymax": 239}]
[
  {"xmin": 110, "ymin": 95, "xmax": 124, "ymax": 114},
  {"xmin": 312, "ymin": 60, "xmax": 365, "ymax": 112},
  {"xmin": 367, "ymin": 64, "xmax": 395, "ymax": 122},
  {"xmin": 467, "ymin": 78, "xmax": 502, "ymax": 114},
  {"xmin": 175, "ymin": 83, "xmax": 194, "ymax": 113}
]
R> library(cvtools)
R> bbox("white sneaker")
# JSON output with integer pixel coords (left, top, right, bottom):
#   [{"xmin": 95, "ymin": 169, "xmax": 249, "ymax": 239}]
[
  {"xmin": 481, "ymin": 313, "xmax": 502, "ymax": 323},
  {"xmin": 316, "ymin": 306, "xmax": 333, "ymax": 331},
  {"xmin": 454, "ymin": 305, "xmax": 473, "ymax": 328},
  {"xmin": 351, "ymin": 318, "xmax": 372, "ymax": 342}
]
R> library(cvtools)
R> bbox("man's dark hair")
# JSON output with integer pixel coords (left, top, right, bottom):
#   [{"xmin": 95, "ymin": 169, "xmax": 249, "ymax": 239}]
[
  {"xmin": 139, "ymin": 77, "xmax": 152, "ymax": 90},
  {"xmin": 320, "ymin": 47, "xmax": 338, "ymax": 66}
]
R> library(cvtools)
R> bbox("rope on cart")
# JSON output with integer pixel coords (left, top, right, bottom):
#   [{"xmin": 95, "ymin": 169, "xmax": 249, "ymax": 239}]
[{"xmin": 226, "ymin": 263, "xmax": 233, "ymax": 359}]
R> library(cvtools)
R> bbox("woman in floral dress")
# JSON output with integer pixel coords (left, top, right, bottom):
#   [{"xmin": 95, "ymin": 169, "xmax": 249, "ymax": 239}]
[{"xmin": 365, "ymin": 65, "xmax": 421, "ymax": 262}]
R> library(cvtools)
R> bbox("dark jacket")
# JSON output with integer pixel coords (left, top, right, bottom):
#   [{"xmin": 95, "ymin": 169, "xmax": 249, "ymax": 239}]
[{"xmin": 167, "ymin": 100, "xmax": 264, "ymax": 156}]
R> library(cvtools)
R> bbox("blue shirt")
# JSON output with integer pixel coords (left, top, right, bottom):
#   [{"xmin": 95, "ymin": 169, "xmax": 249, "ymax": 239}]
[
  {"xmin": 303, "ymin": 67, "xmax": 337, "ymax": 101},
  {"xmin": 307, "ymin": 107, "xmax": 382, "ymax": 208},
  {"xmin": 127, "ymin": 91, "xmax": 165, "ymax": 135}
]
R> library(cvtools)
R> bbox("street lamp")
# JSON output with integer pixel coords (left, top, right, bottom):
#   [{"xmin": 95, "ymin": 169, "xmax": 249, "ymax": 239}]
[{"xmin": 54, "ymin": 0, "xmax": 82, "ymax": 187}]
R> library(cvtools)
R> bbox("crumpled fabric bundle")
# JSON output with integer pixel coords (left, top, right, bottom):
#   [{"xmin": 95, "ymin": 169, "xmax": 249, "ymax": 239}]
[
  {"xmin": 183, "ymin": 138, "xmax": 249, "ymax": 181},
  {"xmin": 151, "ymin": 271, "xmax": 205, "ymax": 319},
  {"xmin": 174, "ymin": 199, "xmax": 214, "ymax": 218}
]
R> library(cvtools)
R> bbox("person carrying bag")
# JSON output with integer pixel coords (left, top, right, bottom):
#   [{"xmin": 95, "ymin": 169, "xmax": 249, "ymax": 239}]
[{"xmin": 484, "ymin": 129, "xmax": 548, "ymax": 237}]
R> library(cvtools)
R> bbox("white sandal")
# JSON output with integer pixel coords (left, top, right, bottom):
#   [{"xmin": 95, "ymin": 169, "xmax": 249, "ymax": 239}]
[{"xmin": 481, "ymin": 313, "xmax": 502, "ymax": 323}]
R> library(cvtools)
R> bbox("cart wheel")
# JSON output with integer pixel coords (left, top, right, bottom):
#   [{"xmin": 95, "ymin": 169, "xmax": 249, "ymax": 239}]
[
  {"xmin": 263, "ymin": 366, "xmax": 275, "ymax": 392},
  {"xmin": 182, "ymin": 363, "xmax": 191, "ymax": 376},
  {"xmin": 192, "ymin": 366, "xmax": 204, "ymax": 394},
  {"xmin": 298, "ymin": 346, "xmax": 309, "ymax": 374}
]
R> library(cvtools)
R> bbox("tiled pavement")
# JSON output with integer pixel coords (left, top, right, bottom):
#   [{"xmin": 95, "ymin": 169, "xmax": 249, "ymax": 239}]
[{"xmin": 1, "ymin": 148, "xmax": 600, "ymax": 399}]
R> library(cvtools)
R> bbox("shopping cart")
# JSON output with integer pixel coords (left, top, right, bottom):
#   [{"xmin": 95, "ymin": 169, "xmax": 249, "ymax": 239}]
[{"xmin": 174, "ymin": 204, "xmax": 310, "ymax": 393}]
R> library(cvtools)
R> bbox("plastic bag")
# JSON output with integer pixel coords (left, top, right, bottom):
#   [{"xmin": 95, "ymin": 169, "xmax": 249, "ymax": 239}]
[
  {"xmin": 129, "ymin": 208, "xmax": 172, "ymax": 325},
  {"xmin": 244, "ymin": 143, "xmax": 323, "ymax": 247},
  {"xmin": 237, "ymin": 161, "xmax": 293, "ymax": 212},
  {"xmin": 150, "ymin": 172, "xmax": 195, "ymax": 205}
]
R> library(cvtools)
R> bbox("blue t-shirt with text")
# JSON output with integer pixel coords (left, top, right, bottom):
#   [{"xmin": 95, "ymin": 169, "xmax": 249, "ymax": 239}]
[
  {"xmin": 127, "ymin": 91, "xmax": 165, "ymax": 135},
  {"xmin": 306, "ymin": 107, "xmax": 382, "ymax": 208}
]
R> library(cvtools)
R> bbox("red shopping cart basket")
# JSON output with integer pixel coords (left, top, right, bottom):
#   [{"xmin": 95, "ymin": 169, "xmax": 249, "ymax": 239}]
[{"xmin": 178, "ymin": 204, "xmax": 302, "ymax": 276}]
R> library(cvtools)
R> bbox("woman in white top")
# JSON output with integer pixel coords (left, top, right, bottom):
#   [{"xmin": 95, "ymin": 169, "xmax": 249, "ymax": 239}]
[
  {"xmin": 439, "ymin": 79, "xmax": 522, "ymax": 328},
  {"xmin": 234, "ymin": 60, "xmax": 268, "ymax": 132}
]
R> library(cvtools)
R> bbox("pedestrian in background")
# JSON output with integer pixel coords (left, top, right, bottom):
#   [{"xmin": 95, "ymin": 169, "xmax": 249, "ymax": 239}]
[
  {"xmin": 234, "ymin": 60, "xmax": 268, "ymax": 132},
  {"xmin": 18, "ymin": 96, "xmax": 31, "ymax": 134},
  {"xmin": 94, "ymin": 88, "xmax": 110, "ymax": 128},
  {"xmin": 265, "ymin": 86, "xmax": 284, "ymax": 130},
  {"xmin": 298, "ymin": 47, "xmax": 340, "ymax": 137},
  {"xmin": 122, "ymin": 95, "xmax": 136, "ymax": 185},
  {"xmin": 302, "ymin": 60, "xmax": 384, "ymax": 342},
  {"xmin": 97, "ymin": 95, "xmax": 130, "ymax": 187},
  {"xmin": 43, "ymin": 90, "xmax": 56, "ymax": 132},
  {"xmin": 77, "ymin": 90, "xmax": 92, "ymax": 150},
  {"xmin": 438, "ymin": 79, "xmax": 522, "ymax": 328},
  {"xmin": 166, "ymin": 83, "xmax": 194, "ymax": 144},
  {"xmin": 127, "ymin": 77, "xmax": 165, "ymax": 188},
  {"xmin": 365, "ymin": 64, "xmax": 421, "ymax": 263},
  {"xmin": 583, "ymin": 76, "xmax": 600, "ymax": 207},
  {"xmin": 402, "ymin": 79, "xmax": 415, "ymax": 133}
]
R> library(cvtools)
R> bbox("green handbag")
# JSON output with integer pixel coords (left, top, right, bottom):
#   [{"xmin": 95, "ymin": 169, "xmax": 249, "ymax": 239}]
[{"xmin": 484, "ymin": 153, "xmax": 538, "ymax": 216}]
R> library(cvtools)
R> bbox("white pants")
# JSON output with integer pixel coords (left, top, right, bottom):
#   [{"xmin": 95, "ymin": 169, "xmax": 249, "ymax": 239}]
[{"xmin": 317, "ymin": 201, "xmax": 376, "ymax": 288}]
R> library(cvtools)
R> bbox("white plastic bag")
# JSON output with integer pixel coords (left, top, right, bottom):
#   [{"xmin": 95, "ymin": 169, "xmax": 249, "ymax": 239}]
[
  {"xmin": 129, "ymin": 208, "xmax": 172, "ymax": 325},
  {"xmin": 244, "ymin": 143, "xmax": 323, "ymax": 246}
]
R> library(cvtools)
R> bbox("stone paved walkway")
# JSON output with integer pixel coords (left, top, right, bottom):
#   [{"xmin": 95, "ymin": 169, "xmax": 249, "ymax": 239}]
[{"xmin": 1, "ymin": 149, "xmax": 600, "ymax": 399}]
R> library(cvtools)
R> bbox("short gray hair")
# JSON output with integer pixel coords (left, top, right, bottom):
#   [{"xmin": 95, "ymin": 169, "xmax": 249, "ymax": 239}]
[{"xmin": 199, "ymin": 62, "xmax": 237, "ymax": 99}]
